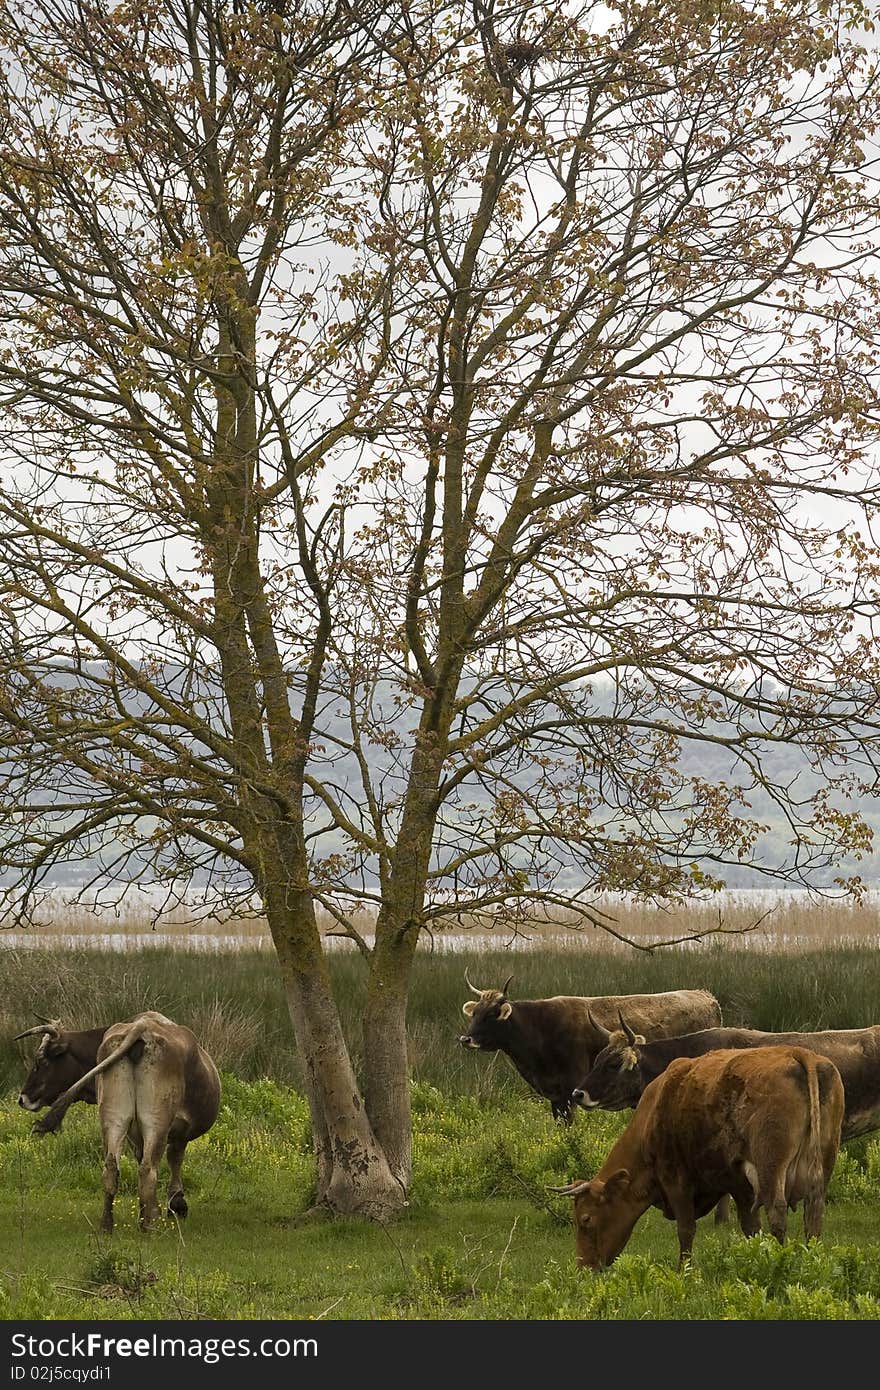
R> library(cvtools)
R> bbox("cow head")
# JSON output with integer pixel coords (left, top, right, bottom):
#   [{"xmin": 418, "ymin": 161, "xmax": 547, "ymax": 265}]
[
  {"xmin": 459, "ymin": 970, "xmax": 514, "ymax": 1050},
  {"xmin": 552, "ymin": 1171, "xmax": 638, "ymax": 1269},
  {"xmin": 15, "ymin": 1021, "xmax": 79, "ymax": 1111},
  {"xmin": 571, "ymin": 1011, "xmax": 646, "ymax": 1112}
]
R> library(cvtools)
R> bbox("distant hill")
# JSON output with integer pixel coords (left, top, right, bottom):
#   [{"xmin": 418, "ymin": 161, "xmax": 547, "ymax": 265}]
[{"xmin": 3, "ymin": 667, "xmax": 878, "ymax": 894}]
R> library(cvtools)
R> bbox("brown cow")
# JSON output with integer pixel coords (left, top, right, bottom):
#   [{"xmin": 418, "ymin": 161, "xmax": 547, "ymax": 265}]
[
  {"xmin": 17, "ymin": 1011, "xmax": 220, "ymax": 1232},
  {"xmin": 573, "ymin": 1016, "xmax": 880, "ymax": 1141},
  {"xmin": 554, "ymin": 1046, "xmax": 844, "ymax": 1268},
  {"xmin": 459, "ymin": 972, "xmax": 721, "ymax": 1122},
  {"xmin": 17, "ymin": 1022, "xmax": 107, "ymax": 1112}
]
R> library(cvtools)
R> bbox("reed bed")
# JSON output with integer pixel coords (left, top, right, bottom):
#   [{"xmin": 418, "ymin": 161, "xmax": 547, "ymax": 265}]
[
  {"xmin": 4, "ymin": 938, "xmax": 880, "ymax": 1098},
  {"xmin": 4, "ymin": 892, "xmax": 879, "ymax": 951}
]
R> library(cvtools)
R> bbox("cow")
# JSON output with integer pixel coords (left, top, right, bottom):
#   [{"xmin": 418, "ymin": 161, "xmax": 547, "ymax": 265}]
[
  {"xmin": 15, "ymin": 1011, "xmax": 220, "ymax": 1232},
  {"xmin": 554, "ymin": 1045, "xmax": 845, "ymax": 1268},
  {"xmin": 17, "ymin": 1021, "xmax": 108, "ymax": 1112},
  {"xmin": 573, "ymin": 1014, "xmax": 880, "ymax": 1142},
  {"xmin": 458, "ymin": 971, "xmax": 721, "ymax": 1122}
]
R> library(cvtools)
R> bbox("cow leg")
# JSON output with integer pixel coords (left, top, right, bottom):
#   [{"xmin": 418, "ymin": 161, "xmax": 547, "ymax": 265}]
[
  {"xmin": 762, "ymin": 1178, "xmax": 789, "ymax": 1243},
  {"xmin": 668, "ymin": 1192, "xmax": 697, "ymax": 1266},
  {"xmin": 137, "ymin": 1132, "xmax": 167, "ymax": 1231},
  {"xmin": 713, "ymin": 1195, "xmax": 731, "ymax": 1226},
  {"xmin": 166, "ymin": 1135, "xmax": 189, "ymax": 1218},
  {"xmin": 551, "ymin": 1100, "xmax": 573, "ymax": 1126},
  {"xmin": 733, "ymin": 1192, "xmax": 761, "ymax": 1238},
  {"xmin": 100, "ymin": 1118, "xmax": 128, "ymax": 1235}
]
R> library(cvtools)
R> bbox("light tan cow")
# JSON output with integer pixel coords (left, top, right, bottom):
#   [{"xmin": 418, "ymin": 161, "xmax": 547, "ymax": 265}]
[{"xmin": 25, "ymin": 1011, "xmax": 220, "ymax": 1232}]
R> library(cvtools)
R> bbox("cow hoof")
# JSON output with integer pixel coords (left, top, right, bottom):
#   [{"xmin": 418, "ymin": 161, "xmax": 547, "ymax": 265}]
[{"xmin": 168, "ymin": 1193, "xmax": 188, "ymax": 1218}]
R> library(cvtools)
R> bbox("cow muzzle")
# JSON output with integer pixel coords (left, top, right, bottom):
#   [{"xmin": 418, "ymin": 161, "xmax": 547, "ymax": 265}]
[
  {"xmin": 18, "ymin": 1093, "xmax": 41, "ymax": 1111},
  {"xmin": 571, "ymin": 1088, "xmax": 599, "ymax": 1109},
  {"xmin": 459, "ymin": 1035, "xmax": 480, "ymax": 1049}
]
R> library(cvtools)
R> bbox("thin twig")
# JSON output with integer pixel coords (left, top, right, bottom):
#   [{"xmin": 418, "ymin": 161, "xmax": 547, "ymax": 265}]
[
  {"xmin": 314, "ymin": 1295, "xmax": 344, "ymax": 1319},
  {"xmin": 495, "ymin": 1213, "xmax": 519, "ymax": 1292}
]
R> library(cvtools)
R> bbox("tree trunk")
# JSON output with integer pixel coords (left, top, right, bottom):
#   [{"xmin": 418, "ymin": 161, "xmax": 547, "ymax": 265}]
[
  {"xmin": 362, "ymin": 738, "xmax": 449, "ymax": 1189},
  {"xmin": 362, "ymin": 926, "xmax": 419, "ymax": 1187},
  {"xmin": 266, "ymin": 882, "xmax": 407, "ymax": 1219},
  {"xmin": 283, "ymin": 969, "xmax": 405, "ymax": 1218}
]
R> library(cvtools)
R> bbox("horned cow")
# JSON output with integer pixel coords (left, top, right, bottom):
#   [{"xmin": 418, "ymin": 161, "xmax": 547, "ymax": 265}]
[
  {"xmin": 16, "ymin": 1011, "xmax": 220, "ymax": 1232},
  {"xmin": 17, "ymin": 1021, "xmax": 107, "ymax": 1112},
  {"xmin": 574, "ymin": 1015, "xmax": 880, "ymax": 1142},
  {"xmin": 555, "ymin": 1045, "xmax": 845, "ymax": 1268},
  {"xmin": 459, "ymin": 971, "xmax": 721, "ymax": 1123}
]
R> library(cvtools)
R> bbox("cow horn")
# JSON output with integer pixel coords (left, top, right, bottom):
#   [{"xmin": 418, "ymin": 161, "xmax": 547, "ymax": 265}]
[
  {"xmin": 464, "ymin": 966, "xmax": 483, "ymax": 997},
  {"xmin": 501, "ymin": 974, "xmax": 513, "ymax": 997},
  {"xmin": 587, "ymin": 1008, "xmax": 610, "ymax": 1044},
  {"xmin": 13, "ymin": 1021, "xmax": 61, "ymax": 1042},
  {"xmin": 548, "ymin": 1180, "xmax": 592, "ymax": 1197},
  {"xmin": 618, "ymin": 1011, "xmax": 637, "ymax": 1047}
]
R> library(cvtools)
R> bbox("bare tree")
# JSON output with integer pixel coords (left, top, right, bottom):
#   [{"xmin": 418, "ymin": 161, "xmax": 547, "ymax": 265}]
[{"xmin": 1, "ymin": 0, "xmax": 880, "ymax": 1216}]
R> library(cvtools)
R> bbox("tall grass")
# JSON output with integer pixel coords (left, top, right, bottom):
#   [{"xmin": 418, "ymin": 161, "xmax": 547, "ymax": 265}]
[{"xmin": 4, "ymin": 942, "xmax": 880, "ymax": 1097}]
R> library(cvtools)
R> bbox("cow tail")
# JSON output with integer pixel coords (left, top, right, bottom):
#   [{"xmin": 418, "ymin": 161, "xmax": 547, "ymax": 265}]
[
  {"xmin": 32, "ymin": 1021, "xmax": 149, "ymax": 1135},
  {"xmin": 800, "ymin": 1051, "xmax": 824, "ymax": 1202}
]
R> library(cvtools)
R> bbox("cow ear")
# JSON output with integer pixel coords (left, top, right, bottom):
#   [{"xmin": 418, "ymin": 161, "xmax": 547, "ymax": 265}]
[
  {"xmin": 45, "ymin": 1040, "xmax": 68, "ymax": 1058},
  {"xmin": 462, "ymin": 1000, "xmax": 478, "ymax": 1017},
  {"xmin": 498, "ymin": 1001, "xmax": 512, "ymax": 1021},
  {"xmin": 602, "ymin": 1168, "xmax": 630, "ymax": 1198}
]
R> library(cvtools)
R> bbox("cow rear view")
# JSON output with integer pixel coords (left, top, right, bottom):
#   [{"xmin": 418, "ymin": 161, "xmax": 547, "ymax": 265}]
[{"xmin": 31, "ymin": 1011, "xmax": 220, "ymax": 1232}]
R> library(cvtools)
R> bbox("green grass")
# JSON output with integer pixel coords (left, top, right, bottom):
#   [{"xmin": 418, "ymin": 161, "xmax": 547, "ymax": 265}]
[
  {"xmin": 4, "ymin": 943, "xmax": 880, "ymax": 1319},
  {"xmin": 3, "ymin": 1081, "xmax": 880, "ymax": 1320}
]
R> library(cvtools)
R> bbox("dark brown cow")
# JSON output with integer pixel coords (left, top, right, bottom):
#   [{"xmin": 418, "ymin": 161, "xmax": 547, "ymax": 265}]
[
  {"xmin": 555, "ymin": 1046, "xmax": 844, "ymax": 1268},
  {"xmin": 574, "ymin": 1016, "xmax": 880, "ymax": 1141},
  {"xmin": 16, "ymin": 1011, "xmax": 220, "ymax": 1231},
  {"xmin": 17, "ymin": 1021, "xmax": 107, "ymax": 1112},
  {"xmin": 459, "ymin": 973, "xmax": 721, "ymax": 1122}
]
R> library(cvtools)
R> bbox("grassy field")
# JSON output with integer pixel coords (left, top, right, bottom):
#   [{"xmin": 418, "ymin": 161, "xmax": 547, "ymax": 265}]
[
  {"xmin": 3, "ymin": 940, "xmax": 880, "ymax": 1320},
  {"xmin": 3, "ymin": 1082, "xmax": 880, "ymax": 1320}
]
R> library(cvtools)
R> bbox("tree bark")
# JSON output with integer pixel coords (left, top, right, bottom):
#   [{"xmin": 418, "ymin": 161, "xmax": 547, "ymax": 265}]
[
  {"xmin": 267, "ymin": 881, "xmax": 407, "ymax": 1218},
  {"xmin": 362, "ymin": 726, "xmax": 453, "ymax": 1188},
  {"xmin": 363, "ymin": 925, "xmax": 419, "ymax": 1188}
]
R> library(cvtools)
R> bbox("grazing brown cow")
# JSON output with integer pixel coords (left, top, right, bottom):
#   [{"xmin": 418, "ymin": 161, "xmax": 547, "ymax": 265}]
[
  {"xmin": 459, "ymin": 972, "xmax": 721, "ymax": 1122},
  {"xmin": 554, "ymin": 1046, "xmax": 844, "ymax": 1268},
  {"xmin": 17, "ymin": 1011, "xmax": 220, "ymax": 1231}
]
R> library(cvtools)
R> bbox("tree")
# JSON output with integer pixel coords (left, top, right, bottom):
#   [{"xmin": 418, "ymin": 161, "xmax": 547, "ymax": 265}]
[{"xmin": 2, "ymin": 0, "xmax": 880, "ymax": 1217}]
